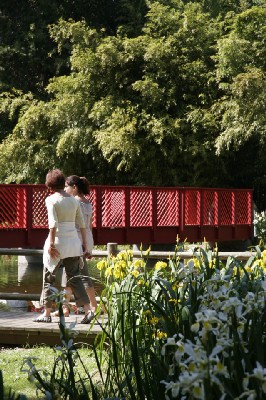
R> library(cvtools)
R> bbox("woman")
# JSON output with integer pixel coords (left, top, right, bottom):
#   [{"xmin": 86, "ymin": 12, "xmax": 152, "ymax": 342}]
[
  {"xmin": 55, "ymin": 175, "xmax": 98, "ymax": 323},
  {"xmin": 33, "ymin": 169, "xmax": 92, "ymax": 324}
]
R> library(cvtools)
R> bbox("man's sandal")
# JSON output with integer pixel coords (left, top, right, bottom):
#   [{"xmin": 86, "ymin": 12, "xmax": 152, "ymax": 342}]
[{"xmin": 33, "ymin": 314, "xmax": 52, "ymax": 323}]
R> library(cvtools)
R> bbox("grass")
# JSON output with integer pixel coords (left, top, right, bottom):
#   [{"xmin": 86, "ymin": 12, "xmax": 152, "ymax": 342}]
[{"xmin": 0, "ymin": 345, "xmax": 99, "ymax": 399}]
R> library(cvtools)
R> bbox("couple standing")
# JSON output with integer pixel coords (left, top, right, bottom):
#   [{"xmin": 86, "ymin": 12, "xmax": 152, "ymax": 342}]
[{"xmin": 34, "ymin": 169, "xmax": 97, "ymax": 324}]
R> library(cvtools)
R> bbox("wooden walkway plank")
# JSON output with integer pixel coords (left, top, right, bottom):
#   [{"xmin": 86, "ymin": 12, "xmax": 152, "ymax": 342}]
[{"xmin": 0, "ymin": 310, "xmax": 105, "ymax": 347}]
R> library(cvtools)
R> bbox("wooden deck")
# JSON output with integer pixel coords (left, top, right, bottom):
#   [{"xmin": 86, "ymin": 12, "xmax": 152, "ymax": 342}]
[
  {"xmin": 0, "ymin": 310, "xmax": 106, "ymax": 347},
  {"xmin": 0, "ymin": 248, "xmax": 253, "ymax": 348}
]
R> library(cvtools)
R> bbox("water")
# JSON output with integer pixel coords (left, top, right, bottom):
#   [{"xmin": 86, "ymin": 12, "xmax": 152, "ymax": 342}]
[{"xmin": 0, "ymin": 256, "xmax": 103, "ymax": 296}]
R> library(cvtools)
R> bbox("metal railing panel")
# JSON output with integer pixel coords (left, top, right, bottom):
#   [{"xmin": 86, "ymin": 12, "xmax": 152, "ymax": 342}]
[
  {"xmin": 156, "ymin": 188, "xmax": 180, "ymax": 226},
  {"xmin": 130, "ymin": 188, "xmax": 152, "ymax": 227},
  {"xmin": 184, "ymin": 189, "xmax": 201, "ymax": 225},
  {"xmin": 202, "ymin": 190, "xmax": 218, "ymax": 226},
  {"xmin": 100, "ymin": 187, "xmax": 125, "ymax": 228},
  {"xmin": 0, "ymin": 186, "xmax": 27, "ymax": 228}
]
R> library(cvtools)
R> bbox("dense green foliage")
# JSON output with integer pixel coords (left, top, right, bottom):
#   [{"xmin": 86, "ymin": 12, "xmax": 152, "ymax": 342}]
[{"xmin": 0, "ymin": 1, "xmax": 265, "ymax": 207}]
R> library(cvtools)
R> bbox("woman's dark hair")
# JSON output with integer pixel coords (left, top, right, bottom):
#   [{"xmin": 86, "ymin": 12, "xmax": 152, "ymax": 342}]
[
  {"xmin": 66, "ymin": 175, "xmax": 90, "ymax": 195},
  {"xmin": 45, "ymin": 169, "xmax": 65, "ymax": 190}
]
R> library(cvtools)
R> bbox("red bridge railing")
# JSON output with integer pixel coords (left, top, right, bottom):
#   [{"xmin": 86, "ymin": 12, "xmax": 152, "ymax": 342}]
[{"xmin": 0, "ymin": 184, "xmax": 253, "ymax": 248}]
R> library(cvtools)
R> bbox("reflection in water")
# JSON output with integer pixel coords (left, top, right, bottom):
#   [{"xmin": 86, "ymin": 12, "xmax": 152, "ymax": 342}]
[
  {"xmin": 0, "ymin": 257, "xmax": 103, "ymax": 295},
  {"xmin": 0, "ymin": 258, "xmax": 44, "ymax": 294}
]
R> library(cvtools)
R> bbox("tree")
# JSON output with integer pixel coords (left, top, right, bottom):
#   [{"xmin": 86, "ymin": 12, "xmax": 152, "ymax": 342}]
[
  {"xmin": 0, "ymin": 0, "xmax": 147, "ymax": 141},
  {"xmin": 213, "ymin": 6, "xmax": 266, "ymax": 207},
  {"xmin": 0, "ymin": 2, "xmax": 221, "ymax": 185}
]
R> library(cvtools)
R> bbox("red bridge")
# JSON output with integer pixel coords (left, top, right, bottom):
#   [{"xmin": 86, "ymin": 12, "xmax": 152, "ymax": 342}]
[{"xmin": 0, "ymin": 184, "xmax": 253, "ymax": 249}]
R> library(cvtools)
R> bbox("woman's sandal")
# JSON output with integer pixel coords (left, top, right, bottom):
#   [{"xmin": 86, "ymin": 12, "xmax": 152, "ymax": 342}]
[
  {"xmin": 33, "ymin": 314, "xmax": 52, "ymax": 323},
  {"xmin": 80, "ymin": 311, "xmax": 95, "ymax": 324}
]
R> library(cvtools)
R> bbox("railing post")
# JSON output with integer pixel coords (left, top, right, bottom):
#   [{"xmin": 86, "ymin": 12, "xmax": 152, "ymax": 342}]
[
  {"xmin": 95, "ymin": 186, "xmax": 102, "ymax": 244},
  {"xmin": 250, "ymin": 191, "xmax": 254, "ymax": 239},
  {"xmin": 151, "ymin": 188, "xmax": 157, "ymax": 243},
  {"xmin": 125, "ymin": 187, "xmax": 130, "ymax": 243},
  {"xmin": 107, "ymin": 242, "xmax": 118, "ymax": 257},
  {"xmin": 180, "ymin": 188, "xmax": 184, "ymax": 239},
  {"xmin": 232, "ymin": 190, "xmax": 236, "ymax": 239},
  {"xmin": 26, "ymin": 185, "xmax": 33, "ymax": 247},
  {"xmin": 200, "ymin": 189, "xmax": 204, "ymax": 241}
]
